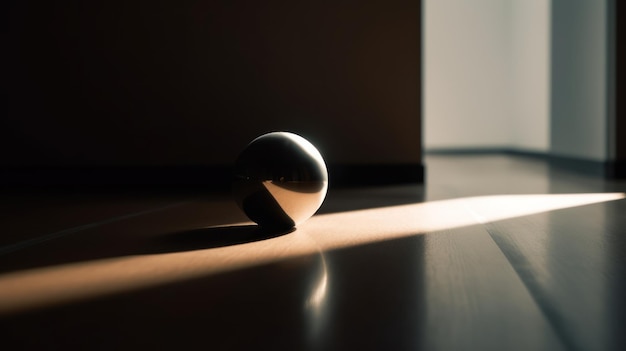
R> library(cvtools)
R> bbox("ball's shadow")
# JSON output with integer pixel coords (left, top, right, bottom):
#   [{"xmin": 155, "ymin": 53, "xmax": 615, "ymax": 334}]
[{"xmin": 151, "ymin": 225, "xmax": 294, "ymax": 254}]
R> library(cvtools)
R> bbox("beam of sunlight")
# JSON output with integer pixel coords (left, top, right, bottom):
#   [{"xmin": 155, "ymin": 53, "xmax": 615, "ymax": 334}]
[
  {"xmin": 0, "ymin": 192, "xmax": 623, "ymax": 315},
  {"xmin": 461, "ymin": 193, "xmax": 626, "ymax": 224}
]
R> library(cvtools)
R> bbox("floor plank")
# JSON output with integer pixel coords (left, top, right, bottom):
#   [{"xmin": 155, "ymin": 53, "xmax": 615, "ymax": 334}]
[
  {"xmin": 1, "ymin": 154, "xmax": 625, "ymax": 350},
  {"xmin": 483, "ymin": 200, "xmax": 626, "ymax": 351}
]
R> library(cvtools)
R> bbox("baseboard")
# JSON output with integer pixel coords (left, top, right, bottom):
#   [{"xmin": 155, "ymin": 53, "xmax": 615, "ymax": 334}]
[
  {"xmin": 426, "ymin": 147, "xmax": 510, "ymax": 155},
  {"xmin": 0, "ymin": 163, "xmax": 425, "ymax": 190},
  {"xmin": 328, "ymin": 163, "xmax": 425, "ymax": 187},
  {"xmin": 426, "ymin": 148, "xmax": 626, "ymax": 179},
  {"xmin": 541, "ymin": 154, "xmax": 626, "ymax": 179},
  {"xmin": 0, "ymin": 166, "xmax": 234, "ymax": 192},
  {"xmin": 546, "ymin": 154, "xmax": 608, "ymax": 177}
]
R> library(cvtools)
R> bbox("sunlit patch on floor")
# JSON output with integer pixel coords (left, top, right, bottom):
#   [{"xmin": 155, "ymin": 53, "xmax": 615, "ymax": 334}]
[{"xmin": 0, "ymin": 192, "xmax": 623, "ymax": 315}]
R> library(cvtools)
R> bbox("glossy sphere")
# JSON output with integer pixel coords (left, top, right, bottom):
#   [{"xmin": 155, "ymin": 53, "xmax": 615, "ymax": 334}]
[{"xmin": 233, "ymin": 132, "xmax": 328, "ymax": 230}]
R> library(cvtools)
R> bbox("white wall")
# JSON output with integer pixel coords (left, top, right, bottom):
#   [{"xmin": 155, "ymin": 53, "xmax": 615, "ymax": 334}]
[
  {"xmin": 424, "ymin": 0, "xmax": 550, "ymax": 152},
  {"xmin": 510, "ymin": 0, "xmax": 551, "ymax": 152},
  {"xmin": 550, "ymin": 0, "xmax": 609, "ymax": 161},
  {"xmin": 424, "ymin": 0, "xmax": 512, "ymax": 149}
]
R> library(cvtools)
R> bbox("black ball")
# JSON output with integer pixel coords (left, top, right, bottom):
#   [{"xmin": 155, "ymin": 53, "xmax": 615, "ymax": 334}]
[{"xmin": 233, "ymin": 132, "xmax": 328, "ymax": 230}]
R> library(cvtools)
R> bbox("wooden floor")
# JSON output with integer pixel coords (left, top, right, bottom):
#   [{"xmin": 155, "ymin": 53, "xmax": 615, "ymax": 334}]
[{"xmin": 1, "ymin": 154, "xmax": 625, "ymax": 350}]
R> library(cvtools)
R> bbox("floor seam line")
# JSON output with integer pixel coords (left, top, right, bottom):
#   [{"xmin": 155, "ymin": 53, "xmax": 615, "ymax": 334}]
[
  {"xmin": 457, "ymin": 199, "xmax": 575, "ymax": 351},
  {"xmin": 481, "ymin": 222, "xmax": 578, "ymax": 351}
]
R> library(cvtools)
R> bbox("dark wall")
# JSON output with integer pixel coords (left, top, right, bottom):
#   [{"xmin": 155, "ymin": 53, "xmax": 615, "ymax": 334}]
[
  {"xmin": 617, "ymin": 0, "xmax": 626, "ymax": 162},
  {"xmin": 5, "ymin": 0, "xmax": 422, "ymax": 168}
]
